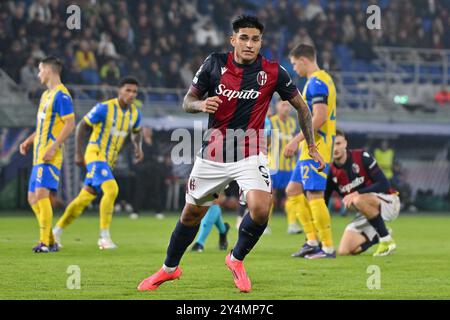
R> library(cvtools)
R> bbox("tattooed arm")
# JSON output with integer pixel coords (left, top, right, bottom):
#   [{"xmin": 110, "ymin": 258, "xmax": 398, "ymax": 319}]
[
  {"xmin": 288, "ymin": 93, "xmax": 326, "ymax": 171},
  {"xmin": 182, "ymin": 88, "xmax": 222, "ymax": 114}
]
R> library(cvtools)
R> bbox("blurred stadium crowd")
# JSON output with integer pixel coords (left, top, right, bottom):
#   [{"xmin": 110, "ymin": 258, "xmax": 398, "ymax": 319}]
[{"xmin": 1, "ymin": 0, "xmax": 450, "ymax": 94}]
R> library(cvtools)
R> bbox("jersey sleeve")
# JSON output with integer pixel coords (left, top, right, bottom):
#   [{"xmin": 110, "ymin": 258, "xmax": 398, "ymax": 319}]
[
  {"xmin": 308, "ymin": 78, "xmax": 329, "ymax": 105},
  {"xmin": 275, "ymin": 65, "xmax": 299, "ymax": 101},
  {"xmin": 84, "ymin": 103, "xmax": 107, "ymax": 126},
  {"xmin": 359, "ymin": 151, "xmax": 391, "ymax": 194},
  {"xmin": 132, "ymin": 108, "xmax": 142, "ymax": 132},
  {"xmin": 361, "ymin": 151, "xmax": 378, "ymax": 173},
  {"xmin": 54, "ymin": 91, "xmax": 74, "ymax": 120},
  {"xmin": 190, "ymin": 54, "xmax": 214, "ymax": 96}
]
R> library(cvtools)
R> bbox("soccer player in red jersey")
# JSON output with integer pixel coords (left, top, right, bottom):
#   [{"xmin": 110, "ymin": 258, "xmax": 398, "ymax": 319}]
[
  {"xmin": 326, "ymin": 130, "xmax": 399, "ymax": 257},
  {"xmin": 138, "ymin": 15, "xmax": 324, "ymax": 293}
]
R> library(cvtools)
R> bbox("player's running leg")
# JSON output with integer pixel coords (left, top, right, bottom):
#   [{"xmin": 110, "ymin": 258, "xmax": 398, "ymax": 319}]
[
  {"xmin": 350, "ymin": 194, "xmax": 396, "ymax": 257},
  {"xmin": 138, "ymin": 203, "xmax": 209, "ymax": 291},
  {"xmin": 53, "ymin": 186, "xmax": 97, "ymax": 246},
  {"xmin": 32, "ymin": 188, "xmax": 53, "ymax": 253},
  {"xmin": 214, "ymin": 207, "xmax": 230, "ymax": 251},
  {"xmin": 287, "ymin": 179, "xmax": 321, "ymax": 257},
  {"xmin": 284, "ymin": 194, "xmax": 302, "ymax": 234},
  {"xmin": 191, "ymin": 204, "xmax": 221, "ymax": 252},
  {"xmin": 226, "ymin": 190, "xmax": 271, "ymax": 293},
  {"xmin": 304, "ymin": 190, "xmax": 336, "ymax": 259},
  {"xmin": 98, "ymin": 179, "xmax": 119, "ymax": 249}
]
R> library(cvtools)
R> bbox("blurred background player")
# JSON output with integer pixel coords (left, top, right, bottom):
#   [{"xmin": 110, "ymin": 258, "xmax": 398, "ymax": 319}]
[
  {"xmin": 19, "ymin": 56, "xmax": 75, "ymax": 253},
  {"xmin": 285, "ymin": 44, "xmax": 337, "ymax": 259},
  {"xmin": 53, "ymin": 77, "xmax": 143, "ymax": 249},
  {"xmin": 191, "ymin": 193, "xmax": 231, "ymax": 252},
  {"xmin": 326, "ymin": 130, "xmax": 399, "ymax": 256},
  {"xmin": 268, "ymin": 99, "xmax": 302, "ymax": 234}
]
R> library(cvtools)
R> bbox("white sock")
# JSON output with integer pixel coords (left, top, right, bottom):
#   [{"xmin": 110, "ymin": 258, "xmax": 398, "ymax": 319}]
[
  {"xmin": 230, "ymin": 253, "xmax": 242, "ymax": 262},
  {"xmin": 380, "ymin": 234, "xmax": 392, "ymax": 242},
  {"xmin": 100, "ymin": 229, "xmax": 111, "ymax": 239},
  {"xmin": 53, "ymin": 226, "xmax": 63, "ymax": 235},
  {"xmin": 307, "ymin": 240, "xmax": 319, "ymax": 247},
  {"xmin": 322, "ymin": 246, "xmax": 335, "ymax": 254},
  {"xmin": 163, "ymin": 264, "xmax": 177, "ymax": 273}
]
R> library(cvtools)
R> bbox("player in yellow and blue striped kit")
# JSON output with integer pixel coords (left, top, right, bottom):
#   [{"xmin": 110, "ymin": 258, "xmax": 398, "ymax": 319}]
[
  {"xmin": 19, "ymin": 57, "xmax": 75, "ymax": 253},
  {"xmin": 284, "ymin": 44, "xmax": 337, "ymax": 259},
  {"xmin": 53, "ymin": 77, "xmax": 143, "ymax": 250},
  {"xmin": 268, "ymin": 100, "xmax": 303, "ymax": 234}
]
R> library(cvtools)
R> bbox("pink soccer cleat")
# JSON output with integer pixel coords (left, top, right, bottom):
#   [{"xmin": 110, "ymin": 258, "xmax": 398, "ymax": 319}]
[
  {"xmin": 137, "ymin": 267, "xmax": 182, "ymax": 291},
  {"xmin": 225, "ymin": 253, "xmax": 251, "ymax": 293}
]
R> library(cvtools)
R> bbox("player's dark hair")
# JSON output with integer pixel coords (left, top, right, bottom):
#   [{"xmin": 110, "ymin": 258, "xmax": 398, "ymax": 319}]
[
  {"xmin": 40, "ymin": 56, "xmax": 63, "ymax": 74},
  {"xmin": 336, "ymin": 129, "xmax": 346, "ymax": 138},
  {"xmin": 289, "ymin": 43, "xmax": 316, "ymax": 60},
  {"xmin": 232, "ymin": 15, "xmax": 264, "ymax": 34},
  {"xmin": 119, "ymin": 76, "xmax": 139, "ymax": 87}
]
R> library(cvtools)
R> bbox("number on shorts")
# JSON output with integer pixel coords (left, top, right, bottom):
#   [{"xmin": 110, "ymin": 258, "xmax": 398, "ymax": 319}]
[
  {"xmin": 86, "ymin": 164, "xmax": 96, "ymax": 178},
  {"xmin": 37, "ymin": 167, "xmax": 43, "ymax": 178},
  {"xmin": 302, "ymin": 165, "xmax": 310, "ymax": 180}
]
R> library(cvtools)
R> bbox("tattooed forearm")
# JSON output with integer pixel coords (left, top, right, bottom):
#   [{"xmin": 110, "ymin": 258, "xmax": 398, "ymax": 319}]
[
  {"xmin": 289, "ymin": 94, "xmax": 315, "ymax": 146},
  {"xmin": 182, "ymin": 90, "xmax": 203, "ymax": 113}
]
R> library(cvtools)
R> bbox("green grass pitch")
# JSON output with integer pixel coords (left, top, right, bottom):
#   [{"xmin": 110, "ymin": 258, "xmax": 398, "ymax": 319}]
[{"xmin": 1, "ymin": 211, "xmax": 450, "ymax": 299}]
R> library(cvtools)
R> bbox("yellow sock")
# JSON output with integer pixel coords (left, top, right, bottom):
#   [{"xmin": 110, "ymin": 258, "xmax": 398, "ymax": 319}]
[
  {"xmin": 309, "ymin": 198, "xmax": 333, "ymax": 248},
  {"xmin": 100, "ymin": 180, "xmax": 119, "ymax": 230},
  {"xmin": 37, "ymin": 198, "xmax": 53, "ymax": 246},
  {"xmin": 284, "ymin": 196, "xmax": 299, "ymax": 225},
  {"xmin": 295, "ymin": 194, "xmax": 317, "ymax": 241},
  {"xmin": 57, "ymin": 189, "xmax": 96, "ymax": 229},
  {"xmin": 31, "ymin": 203, "xmax": 40, "ymax": 222},
  {"xmin": 268, "ymin": 201, "xmax": 274, "ymax": 223}
]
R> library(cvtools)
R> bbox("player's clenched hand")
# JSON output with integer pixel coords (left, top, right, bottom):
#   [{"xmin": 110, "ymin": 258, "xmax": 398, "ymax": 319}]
[
  {"xmin": 19, "ymin": 141, "xmax": 31, "ymax": 156},
  {"xmin": 201, "ymin": 96, "xmax": 222, "ymax": 114},
  {"xmin": 43, "ymin": 144, "xmax": 57, "ymax": 162},
  {"xmin": 284, "ymin": 140, "xmax": 299, "ymax": 158},
  {"xmin": 75, "ymin": 153, "xmax": 85, "ymax": 167},
  {"xmin": 308, "ymin": 144, "xmax": 326, "ymax": 171}
]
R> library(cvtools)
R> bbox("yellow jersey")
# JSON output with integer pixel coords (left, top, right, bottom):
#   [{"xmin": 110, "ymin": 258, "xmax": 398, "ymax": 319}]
[
  {"xmin": 268, "ymin": 114, "xmax": 298, "ymax": 171},
  {"xmin": 299, "ymin": 70, "xmax": 336, "ymax": 163},
  {"xmin": 33, "ymin": 83, "xmax": 74, "ymax": 169},
  {"xmin": 83, "ymin": 98, "xmax": 141, "ymax": 168}
]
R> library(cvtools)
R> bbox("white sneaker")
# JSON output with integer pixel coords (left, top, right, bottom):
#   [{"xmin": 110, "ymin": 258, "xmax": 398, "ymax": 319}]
[{"xmin": 97, "ymin": 237, "xmax": 118, "ymax": 250}]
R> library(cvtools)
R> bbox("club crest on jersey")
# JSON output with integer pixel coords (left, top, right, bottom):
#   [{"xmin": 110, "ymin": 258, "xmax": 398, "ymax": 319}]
[
  {"xmin": 101, "ymin": 169, "xmax": 108, "ymax": 177},
  {"xmin": 257, "ymin": 71, "xmax": 267, "ymax": 86},
  {"xmin": 189, "ymin": 177, "xmax": 196, "ymax": 191},
  {"xmin": 352, "ymin": 163, "xmax": 360, "ymax": 174}
]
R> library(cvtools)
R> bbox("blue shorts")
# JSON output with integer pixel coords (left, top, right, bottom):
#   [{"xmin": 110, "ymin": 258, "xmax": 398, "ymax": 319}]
[
  {"xmin": 290, "ymin": 159, "xmax": 330, "ymax": 191},
  {"xmin": 84, "ymin": 161, "xmax": 114, "ymax": 193},
  {"xmin": 270, "ymin": 170, "xmax": 293, "ymax": 190},
  {"xmin": 28, "ymin": 164, "xmax": 60, "ymax": 193}
]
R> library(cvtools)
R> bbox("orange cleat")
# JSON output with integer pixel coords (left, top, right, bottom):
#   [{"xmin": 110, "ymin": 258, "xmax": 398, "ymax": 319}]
[
  {"xmin": 137, "ymin": 267, "xmax": 182, "ymax": 291},
  {"xmin": 225, "ymin": 253, "xmax": 251, "ymax": 293}
]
